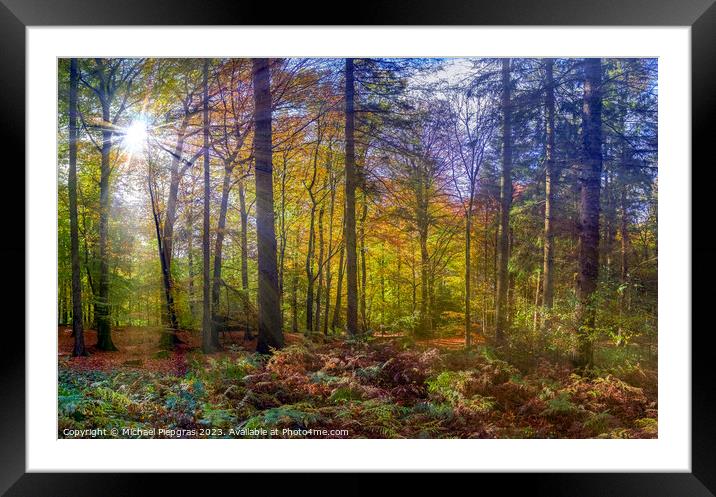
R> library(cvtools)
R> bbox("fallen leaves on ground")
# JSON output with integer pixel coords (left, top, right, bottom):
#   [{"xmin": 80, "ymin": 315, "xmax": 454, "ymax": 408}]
[{"xmin": 58, "ymin": 327, "xmax": 657, "ymax": 439}]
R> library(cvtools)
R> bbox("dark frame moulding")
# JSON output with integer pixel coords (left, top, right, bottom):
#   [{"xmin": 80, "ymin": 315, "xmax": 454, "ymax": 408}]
[{"xmin": 1, "ymin": 1, "xmax": 713, "ymax": 495}]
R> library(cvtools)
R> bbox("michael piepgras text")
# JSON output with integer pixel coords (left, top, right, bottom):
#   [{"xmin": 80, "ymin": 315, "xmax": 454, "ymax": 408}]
[{"xmin": 61, "ymin": 426, "xmax": 349, "ymax": 438}]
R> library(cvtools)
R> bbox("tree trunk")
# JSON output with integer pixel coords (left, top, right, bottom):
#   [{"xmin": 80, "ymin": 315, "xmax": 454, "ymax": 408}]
[
  {"xmin": 68, "ymin": 59, "xmax": 87, "ymax": 356},
  {"xmin": 533, "ymin": 269, "xmax": 541, "ymax": 334},
  {"xmin": 542, "ymin": 58, "xmax": 556, "ymax": 311},
  {"xmin": 278, "ymin": 156, "xmax": 289, "ymax": 320},
  {"xmin": 495, "ymin": 58, "xmax": 512, "ymax": 345},
  {"xmin": 465, "ymin": 199, "xmax": 473, "ymax": 348},
  {"xmin": 419, "ymin": 224, "xmax": 430, "ymax": 336},
  {"xmin": 395, "ymin": 248, "xmax": 402, "ymax": 320},
  {"xmin": 575, "ymin": 58, "xmax": 603, "ymax": 369},
  {"xmin": 323, "ymin": 181, "xmax": 336, "ymax": 336},
  {"xmin": 344, "ymin": 58, "xmax": 359, "ymax": 337},
  {"xmin": 292, "ymin": 230, "xmax": 301, "ymax": 334},
  {"xmin": 620, "ymin": 189, "xmax": 629, "ymax": 286},
  {"xmin": 304, "ymin": 132, "xmax": 322, "ymax": 334},
  {"xmin": 411, "ymin": 245, "xmax": 417, "ymax": 316},
  {"xmin": 239, "ymin": 180, "xmax": 252, "ymax": 340},
  {"xmin": 315, "ymin": 205, "xmax": 325, "ymax": 333},
  {"xmin": 202, "ymin": 59, "xmax": 216, "ymax": 353},
  {"xmin": 187, "ymin": 198, "xmax": 196, "ymax": 325},
  {"xmin": 305, "ymin": 203, "xmax": 316, "ymax": 333},
  {"xmin": 162, "ymin": 118, "xmax": 188, "ymax": 270},
  {"xmin": 359, "ymin": 194, "xmax": 368, "ymax": 333},
  {"xmin": 380, "ymin": 243, "xmax": 386, "ymax": 332},
  {"xmin": 603, "ymin": 168, "xmax": 617, "ymax": 275},
  {"xmin": 332, "ymin": 240, "xmax": 345, "ymax": 332},
  {"xmin": 59, "ymin": 279, "xmax": 65, "ymax": 326},
  {"xmin": 81, "ymin": 213, "xmax": 97, "ymax": 329},
  {"xmin": 253, "ymin": 58, "xmax": 284, "ymax": 353},
  {"xmin": 148, "ymin": 175, "xmax": 180, "ymax": 349},
  {"xmin": 617, "ymin": 185, "xmax": 630, "ymax": 343},
  {"xmin": 212, "ymin": 162, "xmax": 233, "ymax": 339},
  {"xmin": 96, "ymin": 108, "xmax": 117, "ymax": 351},
  {"xmin": 483, "ymin": 204, "xmax": 489, "ymax": 331}
]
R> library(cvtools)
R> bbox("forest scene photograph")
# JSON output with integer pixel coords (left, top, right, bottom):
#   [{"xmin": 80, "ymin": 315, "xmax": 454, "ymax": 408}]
[{"xmin": 57, "ymin": 56, "xmax": 658, "ymax": 440}]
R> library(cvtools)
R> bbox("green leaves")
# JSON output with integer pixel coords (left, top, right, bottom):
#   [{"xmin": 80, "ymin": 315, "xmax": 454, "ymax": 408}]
[
  {"xmin": 329, "ymin": 386, "xmax": 364, "ymax": 403},
  {"xmin": 539, "ymin": 392, "xmax": 579, "ymax": 418}
]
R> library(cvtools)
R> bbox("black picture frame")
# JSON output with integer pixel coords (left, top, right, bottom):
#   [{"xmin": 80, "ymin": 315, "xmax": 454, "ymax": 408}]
[{"xmin": 1, "ymin": 1, "xmax": 713, "ymax": 495}]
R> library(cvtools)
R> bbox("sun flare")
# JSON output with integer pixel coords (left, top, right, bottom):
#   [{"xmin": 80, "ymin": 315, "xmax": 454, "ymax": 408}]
[{"xmin": 123, "ymin": 119, "xmax": 149, "ymax": 152}]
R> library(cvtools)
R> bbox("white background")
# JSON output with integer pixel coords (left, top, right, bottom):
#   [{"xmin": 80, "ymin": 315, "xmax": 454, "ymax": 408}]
[{"xmin": 26, "ymin": 26, "xmax": 690, "ymax": 472}]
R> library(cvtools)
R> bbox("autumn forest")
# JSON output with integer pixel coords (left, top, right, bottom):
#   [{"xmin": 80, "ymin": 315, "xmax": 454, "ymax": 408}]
[{"xmin": 57, "ymin": 57, "xmax": 658, "ymax": 439}]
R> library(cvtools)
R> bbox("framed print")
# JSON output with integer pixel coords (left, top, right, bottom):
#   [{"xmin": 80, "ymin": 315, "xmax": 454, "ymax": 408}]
[{"xmin": 2, "ymin": 0, "xmax": 715, "ymax": 494}]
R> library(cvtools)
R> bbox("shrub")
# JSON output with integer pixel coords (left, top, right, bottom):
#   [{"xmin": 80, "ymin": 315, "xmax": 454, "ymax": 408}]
[
  {"xmin": 329, "ymin": 386, "xmax": 364, "ymax": 403},
  {"xmin": 427, "ymin": 371, "xmax": 473, "ymax": 405},
  {"xmin": 198, "ymin": 405, "xmax": 237, "ymax": 429},
  {"xmin": 267, "ymin": 344, "xmax": 322, "ymax": 375},
  {"xmin": 583, "ymin": 410, "xmax": 617, "ymax": 436},
  {"xmin": 540, "ymin": 392, "xmax": 580, "ymax": 418},
  {"xmin": 427, "ymin": 371, "xmax": 495, "ymax": 414},
  {"xmin": 242, "ymin": 403, "xmax": 322, "ymax": 435},
  {"xmin": 634, "ymin": 417, "xmax": 658, "ymax": 436}
]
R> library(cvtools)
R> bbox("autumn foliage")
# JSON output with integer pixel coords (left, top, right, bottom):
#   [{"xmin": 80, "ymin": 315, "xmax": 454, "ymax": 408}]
[{"xmin": 59, "ymin": 327, "xmax": 656, "ymax": 439}]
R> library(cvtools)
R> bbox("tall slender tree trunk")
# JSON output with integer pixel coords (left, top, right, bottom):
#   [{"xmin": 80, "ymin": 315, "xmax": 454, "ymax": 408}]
[
  {"xmin": 187, "ymin": 198, "xmax": 196, "ymax": 325},
  {"xmin": 332, "ymin": 240, "xmax": 345, "ymax": 332},
  {"xmin": 542, "ymin": 58, "xmax": 556, "ymax": 311},
  {"xmin": 239, "ymin": 180, "xmax": 252, "ymax": 340},
  {"xmin": 533, "ymin": 269, "xmax": 542, "ymax": 334},
  {"xmin": 305, "ymin": 137, "xmax": 321, "ymax": 333},
  {"xmin": 615, "ymin": 93, "xmax": 630, "ymax": 344},
  {"xmin": 603, "ymin": 169, "xmax": 617, "ymax": 274},
  {"xmin": 68, "ymin": 59, "xmax": 87, "ymax": 356},
  {"xmin": 482, "ymin": 204, "xmax": 489, "ymax": 330},
  {"xmin": 411, "ymin": 247, "xmax": 418, "ymax": 316},
  {"xmin": 414, "ymin": 164, "xmax": 432, "ymax": 337},
  {"xmin": 380, "ymin": 243, "xmax": 386, "ymax": 332},
  {"xmin": 618, "ymin": 185, "xmax": 630, "ymax": 343},
  {"xmin": 253, "ymin": 58, "xmax": 284, "ymax": 353},
  {"xmin": 292, "ymin": 231, "xmax": 301, "ymax": 334},
  {"xmin": 278, "ymin": 156, "xmax": 289, "ymax": 319},
  {"xmin": 96, "ymin": 111, "xmax": 117, "ymax": 351},
  {"xmin": 59, "ymin": 280, "xmax": 65, "ymax": 326},
  {"xmin": 419, "ymin": 224, "xmax": 430, "ymax": 336},
  {"xmin": 395, "ymin": 248, "xmax": 402, "ymax": 320},
  {"xmin": 428, "ymin": 258, "xmax": 436, "ymax": 333},
  {"xmin": 162, "ymin": 119, "xmax": 188, "ymax": 270},
  {"xmin": 81, "ymin": 213, "xmax": 97, "ymax": 329},
  {"xmin": 155, "ymin": 121, "xmax": 187, "ymax": 339},
  {"xmin": 575, "ymin": 58, "xmax": 604, "ymax": 369},
  {"xmin": 315, "ymin": 205, "xmax": 325, "ymax": 333},
  {"xmin": 148, "ymin": 176, "xmax": 180, "ymax": 349},
  {"xmin": 495, "ymin": 58, "xmax": 512, "ymax": 345},
  {"xmin": 619, "ymin": 190, "xmax": 629, "ymax": 286},
  {"xmin": 465, "ymin": 195, "xmax": 474, "ymax": 348},
  {"xmin": 344, "ymin": 58, "xmax": 359, "ymax": 336},
  {"xmin": 323, "ymin": 182, "xmax": 336, "ymax": 336},
  {"xmin": 202, "ymin": 59, "xmax": 216, "ymax": 353},
  {"xmin": 212, "ymin": 162, "xmax": 233, "ymax": 341},
  {"xmin": 359, "ymin": 194, "xmax": 368, "ymax": 333},
  {"xmin": 507, "ymin": 229, "xmax": 515, "ymax": 324},
  {"xmin": 305, "ymin": 203, "xmax": 316, "ymax": 333}
]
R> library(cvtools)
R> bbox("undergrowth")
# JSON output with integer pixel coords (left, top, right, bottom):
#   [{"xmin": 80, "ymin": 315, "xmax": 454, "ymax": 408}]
[{"xmin": 58, "ymin": 339, "xmax": 657, "ymax": 439}]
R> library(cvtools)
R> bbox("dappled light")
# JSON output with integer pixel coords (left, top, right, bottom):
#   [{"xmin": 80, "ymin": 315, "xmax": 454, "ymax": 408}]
[{"xmin": 57, "ymin": 57, "xmax": 657, "ymax": 439}]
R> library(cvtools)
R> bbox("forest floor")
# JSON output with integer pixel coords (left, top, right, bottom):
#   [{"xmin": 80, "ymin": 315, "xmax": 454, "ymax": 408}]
[{"xmin": 58, "ymin": 326, "xmax": 658, "ymax": 439}]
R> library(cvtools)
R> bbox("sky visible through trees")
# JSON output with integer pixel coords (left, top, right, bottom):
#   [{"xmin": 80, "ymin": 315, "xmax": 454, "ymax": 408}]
[{"xmin": 57, "ymin": 57, "xmax": 658, "ymax": 439}]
